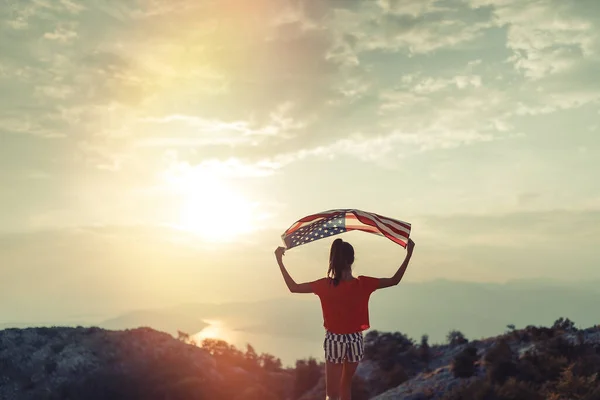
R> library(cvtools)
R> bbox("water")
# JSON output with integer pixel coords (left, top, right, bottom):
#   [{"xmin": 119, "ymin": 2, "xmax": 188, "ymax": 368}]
[{"xmin": 193, "ymin": 319, "xmax": 325, "ymax": 367}]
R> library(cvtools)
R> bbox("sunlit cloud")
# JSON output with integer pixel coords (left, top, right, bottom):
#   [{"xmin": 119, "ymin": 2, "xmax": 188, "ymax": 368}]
[
  {"xmin": 43, "ymin": 27, "xmax": 78, "ymax": 43},
  {"xmin": 469, "ymin": 0, "xmax": 599, "ymax": 79}
]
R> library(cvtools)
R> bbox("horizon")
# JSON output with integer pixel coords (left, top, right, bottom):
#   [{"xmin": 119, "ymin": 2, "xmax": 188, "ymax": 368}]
[{"xmin": 3, "ymin": 275, "xmax": 600, "ymax": 367}]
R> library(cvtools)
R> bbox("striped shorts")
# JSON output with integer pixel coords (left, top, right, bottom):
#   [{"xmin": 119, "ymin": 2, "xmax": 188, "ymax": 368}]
[{"xmin": 324, "ymin": 331, "xmax": 364, "ymax": 364}]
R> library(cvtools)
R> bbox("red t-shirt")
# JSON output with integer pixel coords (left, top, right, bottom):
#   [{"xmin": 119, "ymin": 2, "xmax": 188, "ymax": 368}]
[{"xmin": 310, "ymin": 276, "xmax": 380, "ymax": 334}]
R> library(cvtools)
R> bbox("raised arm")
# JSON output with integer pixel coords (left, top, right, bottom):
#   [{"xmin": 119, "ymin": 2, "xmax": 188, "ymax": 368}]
[
  {"xmin": 274, "ymin": 247, "xmax": 315, "ymax": 294},
  {"xmin": 378, "ymin": 239, "xmax": 415, "ymax": 289}
]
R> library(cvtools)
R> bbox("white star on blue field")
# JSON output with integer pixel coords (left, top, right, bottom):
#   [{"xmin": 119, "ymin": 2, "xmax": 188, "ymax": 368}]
[{"xmin": 286, "ymin": 215, "xmax": 347, "ymax": 248}]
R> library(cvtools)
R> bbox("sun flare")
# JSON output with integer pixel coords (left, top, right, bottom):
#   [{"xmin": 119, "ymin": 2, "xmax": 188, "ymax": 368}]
[
  {"xmin": 194, "ymin": 320, "xmax": 234, "ymax": 344},
  {"xmin": 163, "ymin": 163, "xmax": 259, "ymax": 242}
]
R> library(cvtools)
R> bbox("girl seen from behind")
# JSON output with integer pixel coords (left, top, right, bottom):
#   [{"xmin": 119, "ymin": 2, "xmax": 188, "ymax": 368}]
[{"xmin": 275, "ymin": 237, "xmax": 415, "ymax": 400}]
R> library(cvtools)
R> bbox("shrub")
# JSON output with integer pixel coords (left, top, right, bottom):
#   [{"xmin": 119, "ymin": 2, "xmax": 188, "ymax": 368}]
[
  {"xmin": 381, "ymin": 363, "xmax": 410, "ymax": 391},
  {"xmin": 420, "ymin": 334, "xmax": 431, "ymax": 365},
  {"xmin": 447, "ymin": 330, "xmax": 468, "ymax": 346},
  {"xmin": 524, "ymin": 325, "xmax": 556, "ymax": 342},
  {"xmin": 484, "ymin": 339, "xmax": 517, "ymax": 384},
  {"xmin": 294, "ymin": 358, "xmax": 321, "ymax": 399},
  {"xmin": 443, "ymin": 378, "xmax": 543, "ymax": 400},
  {"xmin": 452, "ymin": 346, "xmax": 479, "ymax": 378},
  {"xmin": 351, "ymin": 375, "xmax": 371, "ymax": 400},
  {"xmin": 496, "ymin": 378, "xmax": 544, "ymax": 400},
  {"xmin": 543, "ymin": 363, "xmax": 600, "ymax": 399},
  {"xmin": 571, "ymin": 352, "xmax": 600, "ymax": 377},
  {"xmin": 442, "ymin": 379, "xmax": 493, "ymax": 400},
  {"xmin": 364, "ymin": 330, "xmax": 416, "ymax": 372},
  {"xmin": 34, "ymin": 327, "xmax": 61, "ymax": 339},
  {"xmin": 552, "ymin": 317, "xmax": 577, "ymax": 333}
]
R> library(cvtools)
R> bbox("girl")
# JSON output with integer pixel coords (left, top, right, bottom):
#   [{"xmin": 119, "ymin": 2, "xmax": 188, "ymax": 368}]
[{"xmin": 274, "ymin": 237, "xmax": 416, "ymax": 400}]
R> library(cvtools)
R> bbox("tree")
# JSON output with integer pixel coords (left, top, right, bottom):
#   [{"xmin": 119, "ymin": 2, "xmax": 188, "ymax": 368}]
[
  {"xmin": 259, "ymin": 353, "xmax": 282, "ymax": 372},
  {"xmin": 447, "ymin": 330, "xmax": 468, "ymax": 346},
  {"xmin": 419, "ymin": 334, "xmax": 431, "ymax": 366},
  {"xmin": 244, "ymin": 344, "xmax": 259, "ymax": 371},
  {"xmin": 451, "ymin": 346, "xmax": 479, "ymax": 378},
  {"xmin": 293, "ymin": 358, "xmax": 321, "ymax": 399},
  {"xmin": 483, "ymin": 339, "xmax": 517, "ymax": 384},
  {"xmin": 552, "ymin": 317, "xmax": 576, "ymax": 332},
  {"xmin": 176, "ymin": 331, "xmax": 196, "ymax": 346}
]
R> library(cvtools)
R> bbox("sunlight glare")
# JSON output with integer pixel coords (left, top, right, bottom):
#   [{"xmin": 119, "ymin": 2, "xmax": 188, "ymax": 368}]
[
  {"xmin": 194, "ymin": 320, "xmax": 234, "ymax": 344},
  {"xmin": 163, "ymin": 163, "xmax": 260, "ymax": 242}
]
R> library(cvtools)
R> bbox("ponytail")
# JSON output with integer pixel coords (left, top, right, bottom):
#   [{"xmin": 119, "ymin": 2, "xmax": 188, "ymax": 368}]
[{"xmin": 328, "ymin": 238, "xmax": 355, "ymax": 286}]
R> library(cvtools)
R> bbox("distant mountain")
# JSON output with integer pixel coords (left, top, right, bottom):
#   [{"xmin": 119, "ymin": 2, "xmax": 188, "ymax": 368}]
[
  {"xmin": 160, "ymin": 279, "xmax": 600, "ymax": 345},
  {"xmin": 0, "ymin": 311, "xmax": 209, "ymax": 339},
  {"xmin": 98, "ymin": 310, "xmax": 209, "ymax": 337}
]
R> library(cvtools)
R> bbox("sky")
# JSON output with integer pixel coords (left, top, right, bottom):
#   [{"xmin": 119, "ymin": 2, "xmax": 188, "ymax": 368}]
[{"xmin": 1, "ymin": 0, "xmax": 600, "ymax": 323}]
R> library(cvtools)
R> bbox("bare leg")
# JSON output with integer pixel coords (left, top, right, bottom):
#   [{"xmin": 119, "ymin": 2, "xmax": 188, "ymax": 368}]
[
  {"xmin": 326, "ymin": 361, "xmax": 343, "ymax": 400},
  {"xmin": 341, "ymin": 361, "xmax": 359, "ymax": 400}
]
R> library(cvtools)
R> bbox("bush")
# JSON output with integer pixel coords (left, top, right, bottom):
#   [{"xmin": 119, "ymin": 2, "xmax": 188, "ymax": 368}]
[
  {"xmin": 546, "ymin": 363, "xmax": 598, "ymax": 399},
  {"xmin": 442, "ymin": 379, "xmax": 493, "ymax": 400},
  {"xmin": 351, "ymin": 375, "xmax": 371, "ymax": 400},
  {"xmin": 496, "ymin": 377, "xmax": 544, "ymax": 400},
  {"xmin": 293, "ymin": 358, "xmax": 321, "ymax": 399},
  {"xmin": 443, "ymin": 378, "xmax": 543, "ymax": 400},
  {"xmin": 552, "ymin": 317, "xmax": 577, "ymax": 333},
  {"xmin": 484, "ymin": 339, "xmax": 517, "ymax": 384},
  {"xmin": 364, "ymin": 331, "xmax": 415, "ymax": 361},
  {"xmin": 420, "ymin": 334, "xmax": 431, "ymax": 365},
  {"xmin": 381, "ymin": 363, "xmax": 410, "ymax": 391},
  {"xmin": 523, "ymin": 325, "xmax": 557, "ymax": 342},
  {"xmin": 452, "ymin": 346, "xmax": 479, "ymax": 378},
  {"xmin": 447, "ymin": 330, "xmax": 468, "ymax": 346}
]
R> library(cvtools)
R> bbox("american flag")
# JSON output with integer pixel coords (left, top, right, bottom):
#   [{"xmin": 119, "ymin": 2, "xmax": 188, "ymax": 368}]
[{"xmin": 281, "ymin": 209, "xmax": 411, "ymax": 249}]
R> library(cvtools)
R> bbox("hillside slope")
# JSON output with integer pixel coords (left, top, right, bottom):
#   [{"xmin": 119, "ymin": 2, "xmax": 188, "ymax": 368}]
[
  {"xmin": 371, "ymin": 321, "xmax": 600, "ymax": 400},
  {"xmin": 0, "ymin": 326, "xmax": 290, "ymax": 400},
  {"xmin": 3, "ymin": 319, "xmax": 600, "ymax": 400}
]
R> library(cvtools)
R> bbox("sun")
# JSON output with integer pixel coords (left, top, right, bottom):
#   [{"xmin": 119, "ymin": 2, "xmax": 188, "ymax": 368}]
[{"xmin": 163, "ymin": 163, "xmax": 260, "ymax": 242}]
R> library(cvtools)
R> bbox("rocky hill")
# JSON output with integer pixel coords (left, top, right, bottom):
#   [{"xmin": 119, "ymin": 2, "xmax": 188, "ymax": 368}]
[
  {"xmin": 2, "ymin": 318, "xmax": 600, "ymax": 399},
  {"xmin": 0, "ymin": 326, "xmax": 290, "ymax": 400}
]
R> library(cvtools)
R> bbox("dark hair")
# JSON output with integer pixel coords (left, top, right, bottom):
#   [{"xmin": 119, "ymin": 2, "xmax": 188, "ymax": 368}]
[{"xmin": 328, "ymin": 238, "xmax": 355, "ymax": 286}]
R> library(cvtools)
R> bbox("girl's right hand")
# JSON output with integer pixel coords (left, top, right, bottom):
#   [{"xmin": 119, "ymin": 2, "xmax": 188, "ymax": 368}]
[{"xmin": 275, "ymin": 246, "xmax": 286, "ymax": 259}]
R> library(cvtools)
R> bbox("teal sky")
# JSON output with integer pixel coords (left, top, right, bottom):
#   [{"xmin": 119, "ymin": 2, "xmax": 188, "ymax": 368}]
[{"xmin": 1, "ymin": 0, "xmax": 600, "ymax": 321}]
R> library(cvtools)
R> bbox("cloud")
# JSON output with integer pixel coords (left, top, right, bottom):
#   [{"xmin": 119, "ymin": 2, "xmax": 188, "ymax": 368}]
[
  {"xmin": 422, "ymin": 208, "xmax": 600, "ymax": 248},
  {"xmin": 0, "ymin": 116, "xmax": 66, "ymax": 138},
  {"xmin": 135, "ymin": 102, "xmax": 306, "ymax": 148},
  {"xmin": 323, "ymin": 0, "xmax": 495, "ymax": 57},
  {"xmin": 2, "ymin": 0, "xmax": 599, "ymax": 227},
  {"xmin": 43, "ymin": 26, "xmax": 78, "ymax": 43},
  {"xmin": 162, "ymin": 158, "xmax": 281, "ymax": 181},
  {"xmin": 60, "ymin": 0, "xmax": 85, "ymax": 14},
  {"xmin": 34, "ymin": 84, "xmax": 74, "ymax": 99},
  {"xmin": 409, "ymin": 74, "xmax": 483, "ymax": 94},
  {"xmin": 469, "ymin": 0, "xmax": 600, "ymax": 80}
]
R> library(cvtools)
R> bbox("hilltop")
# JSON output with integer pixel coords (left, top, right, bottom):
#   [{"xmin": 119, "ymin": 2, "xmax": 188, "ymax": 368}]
[{"xmin": 2, "ymin": 318, "xmax": 600, "ymax": 399}]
